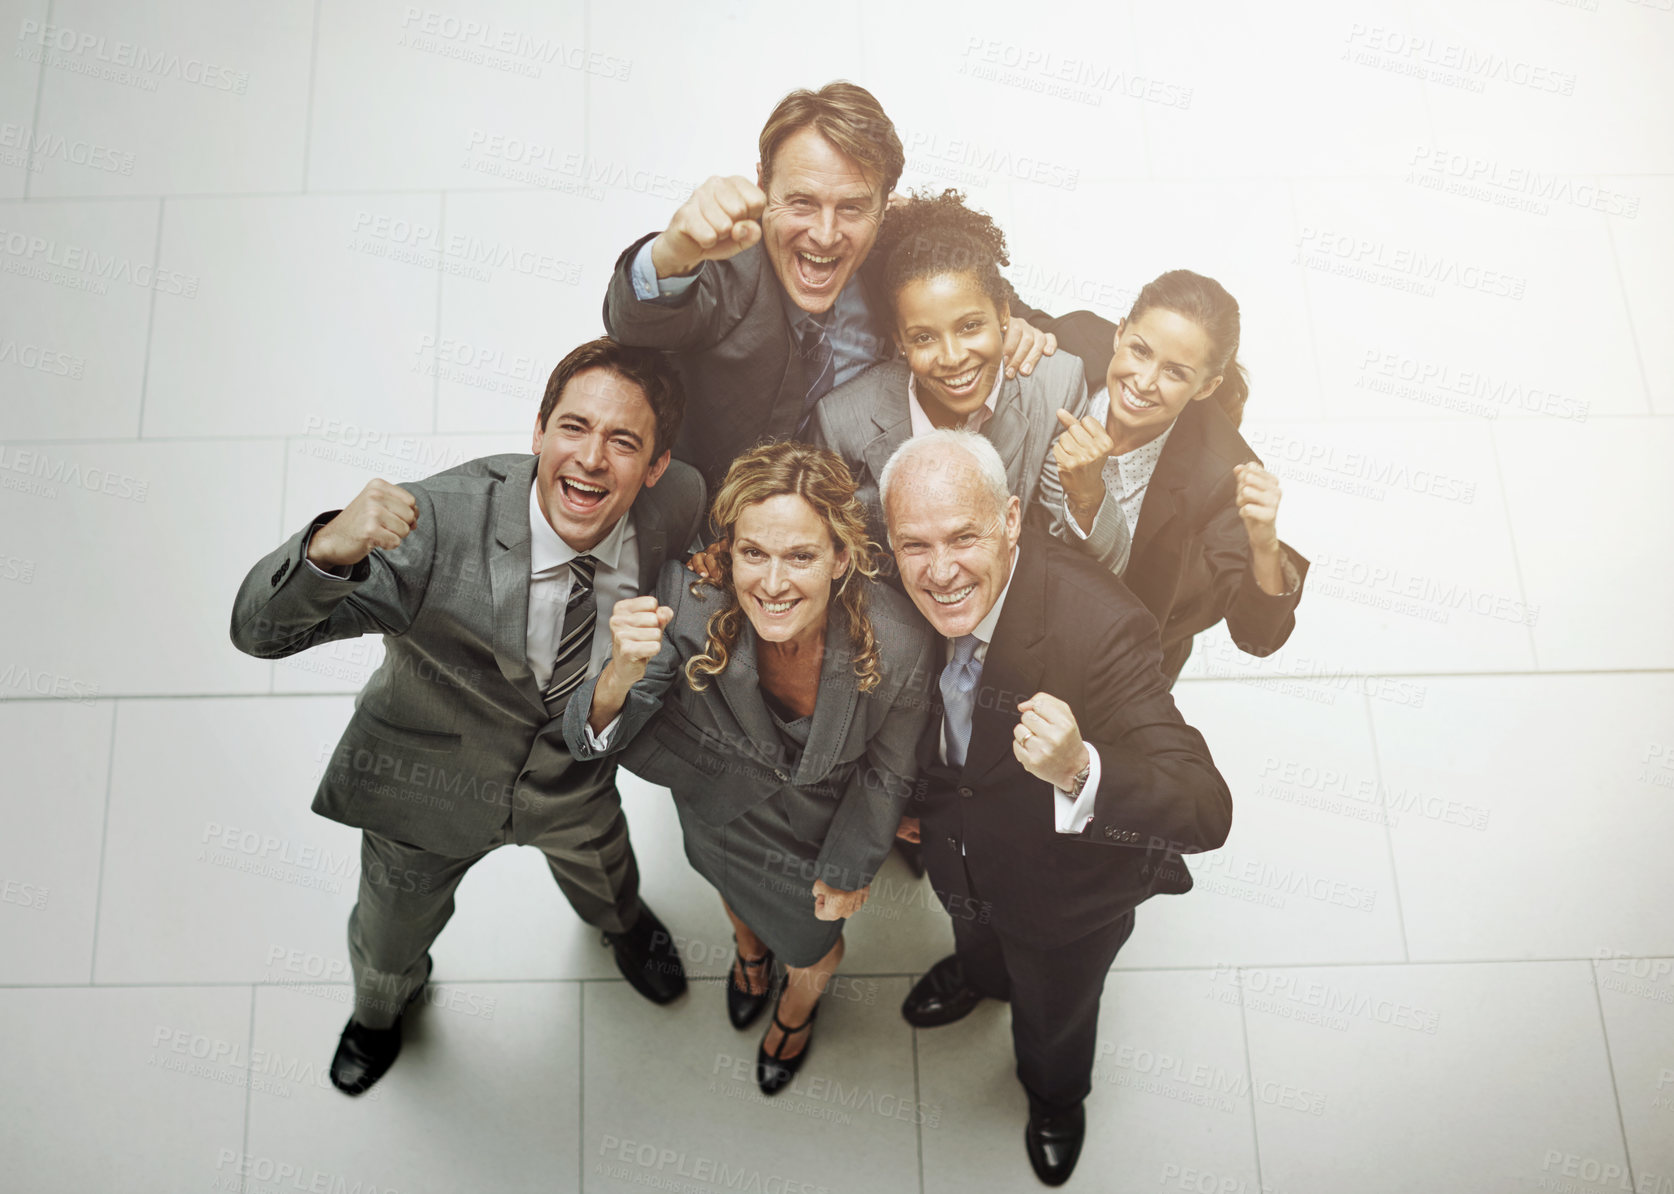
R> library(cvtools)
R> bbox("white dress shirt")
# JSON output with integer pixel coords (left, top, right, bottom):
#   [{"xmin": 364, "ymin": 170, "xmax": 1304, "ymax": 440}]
[
  {"xmin": 906, "ymin": 370, "xmax": 1000, "ymax": 437},
  {"xmin": 939, "ymin": 545, "xmax": 1102, "ymax": 836},
  {"xmin": 525, "ymin": 480, "xmax": 639, "ymax": 686}
]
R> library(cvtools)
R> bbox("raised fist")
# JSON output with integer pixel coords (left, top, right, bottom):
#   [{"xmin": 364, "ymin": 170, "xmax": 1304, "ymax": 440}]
[
  {"xmin": 306, "ymin": 478, "xmax": 418, "ymax": 569},
  {"xmin": 606, "ymin": 594, "xmax": 673, "ymax": 686},
  {"xmin": 650, "ymin": 175, "xmax": 767, "ymax": 277}
]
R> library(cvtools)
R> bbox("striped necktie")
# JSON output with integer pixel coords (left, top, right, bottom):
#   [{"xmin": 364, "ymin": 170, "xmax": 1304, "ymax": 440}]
[{"xmin": 542, "ymin": 554, "xmax": 596, "ymax": 711}]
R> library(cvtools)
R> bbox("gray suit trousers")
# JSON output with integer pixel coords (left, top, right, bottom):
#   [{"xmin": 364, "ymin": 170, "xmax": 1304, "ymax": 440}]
[{"xmin": 347, "ymin": 792, "xmax": 640, "ymax": 1028}]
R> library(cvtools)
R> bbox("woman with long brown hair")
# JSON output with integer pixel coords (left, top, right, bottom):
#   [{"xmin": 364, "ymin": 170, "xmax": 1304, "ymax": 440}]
[
  {"xmin": 1037, "ymin": 269, "xmax": 1309, "ymax": 682},
  {"xmin": 563, "ymin": 441, "xmax": 934, "ymax": 1094}
]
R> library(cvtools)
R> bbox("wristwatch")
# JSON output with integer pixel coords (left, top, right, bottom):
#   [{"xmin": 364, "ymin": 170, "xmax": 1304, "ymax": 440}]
[{"xmin": 1070, "ymin": 759, "xmax": 1092, "ymax": 796}]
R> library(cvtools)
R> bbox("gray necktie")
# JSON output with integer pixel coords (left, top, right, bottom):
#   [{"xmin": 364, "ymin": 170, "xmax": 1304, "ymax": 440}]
[
  {"xmin": 939, "ymin": 634, "xmax": 981, "ymax": 770},
  {"xmin": 795, "ymin": 315, "xmax": 837, "ymax": 421},
  {"xmin": 542, "ymin": 554, "xmax": 596, "ymax": 711}
]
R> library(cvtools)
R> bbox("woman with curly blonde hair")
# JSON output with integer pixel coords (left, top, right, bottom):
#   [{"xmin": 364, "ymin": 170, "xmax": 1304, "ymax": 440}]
[{"xmin": 564, "ymin": 440, "xmax": 934, "ymax": 1095}]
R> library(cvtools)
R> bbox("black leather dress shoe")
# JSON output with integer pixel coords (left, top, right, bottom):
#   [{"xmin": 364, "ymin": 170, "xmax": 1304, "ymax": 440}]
[
  {"xmin": 901, "ymin": 954, "xmax": 987, "ymax": 1028},
  {"xmin": 1025, "ymin": 1102, "xmax": 1085, "ymax": 1187},
  {"xmin": 756, "ymin": 995, "xmax": 818, "ymax": 1096},
  {"xmin": 602, "ymin": 902, "xmax": 687, "ymax": 1005},
  {"xmin": 330, "ymin": 955, "xmax": 431, "ymax": 1096},
  {"xmin": 726, "ymin": 942, "xmax": 775, "ymax": 1030}
]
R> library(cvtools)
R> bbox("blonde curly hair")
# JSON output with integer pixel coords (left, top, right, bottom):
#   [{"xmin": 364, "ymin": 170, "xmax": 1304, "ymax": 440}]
[{"xmin": 686, "ymin": 441, "xmax": 882, "ymax": 694}]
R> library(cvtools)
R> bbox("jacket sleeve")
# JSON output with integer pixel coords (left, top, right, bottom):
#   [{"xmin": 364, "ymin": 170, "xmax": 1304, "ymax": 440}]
[
  {"xmin": 809, "ymin": 626, "xmax": 936, "ymax": 894},
  {"xmin": 562, "ymin": 561, "xmax": 691, "ymax": 760},
  {"xmin": 602, "ymin": 231, "xmax": 748, "ymax": 354},
  {"xmin": 1076, "ymin": 602, "xmax": 1233, "ymax": 855},
  {"xmin": 1194, "ymin": 474, "xmax": 1309, "ymax": 658},
  {"xmin": 229, "ymin": 489, "xmax": 437, "ymax": 659}
]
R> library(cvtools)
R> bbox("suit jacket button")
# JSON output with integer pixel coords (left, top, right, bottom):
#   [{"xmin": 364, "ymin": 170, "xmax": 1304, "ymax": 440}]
[
  {"xmin": 271, "ymin": 558, "xmax": 290, "ymax": 587},
  {"xmin": 958, "ymin": 785, "xmax": 974, "ymax": 799},
  {"xmin": 945, "ymin": 837, "xmax": 958, "ymax": 850},
  {"xmin": 1104, "ymin": 827, "xmax": 1117, "ymax": 839}
]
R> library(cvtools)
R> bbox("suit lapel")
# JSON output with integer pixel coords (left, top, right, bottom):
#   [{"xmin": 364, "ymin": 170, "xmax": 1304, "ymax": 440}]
[
  {"xmin": 631, "ymin": 486, "xmax": 668, "ymax": 595},
  {"xmin": 794, "ymin": 617, "xmax": 859, "ymax": 785},
  {"xmin": 711, "ymin": 628, "xmax": 786, "ymax": 770},
  {"xmin": 862, "ymin": 388, "xmax": 913, "ymax": 492},
  {"xmin": 983, "ymin": 374, "xmax": 1029, "ymax": 481},
  {"xmin": 961, "ymin": 544, "xmax": 1047, "ymax": 785},
  {"xmin": 489, "ymin": 457, "xmax": 549, "ymax": 717}
]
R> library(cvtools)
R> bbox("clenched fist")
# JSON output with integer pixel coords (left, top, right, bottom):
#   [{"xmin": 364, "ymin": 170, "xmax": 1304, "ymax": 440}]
[
  {"xmin": 812, "ymin": 878, "xmax": 870, "ymax": 922},
  {"xmin": 606, "ymin": 594, "xmax": 673, "ymax": 686},
  {"xmin": 650, "ymin": 175, "xmax": 766, "ymax": 278},
  {"xmin": 307, "ymin": 478, "xmax": 417, "ymax": 569},
  {"xmin": 1053, "ymin": 408, "xmax": 1115, "ymax": 530},
  {"xmin": 1013, "ymin": 692, "xmax": 1090, "ymax": 792},
  {"xmin": 1233, "ymin": 462, "xmax": 1282, "ymax": 554}
]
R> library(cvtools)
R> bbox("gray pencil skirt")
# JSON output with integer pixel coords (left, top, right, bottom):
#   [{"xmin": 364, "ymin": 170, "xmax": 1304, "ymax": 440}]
[{"xmin": 671, "ymin": 789, "xmax": 846, "ymax": 969}]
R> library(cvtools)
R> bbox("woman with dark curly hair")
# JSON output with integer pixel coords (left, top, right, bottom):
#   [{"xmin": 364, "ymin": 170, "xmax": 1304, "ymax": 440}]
[
  {"xmin": 807, "ymin": 189, "xmax": 1107, "ymax": 570},
  {"xmin": 562, "ymin": 441, "xmax": 934, "ymax": 1094}
]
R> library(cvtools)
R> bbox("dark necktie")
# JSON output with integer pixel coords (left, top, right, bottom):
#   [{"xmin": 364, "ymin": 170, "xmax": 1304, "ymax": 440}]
[
  {"xmin": 542, "ymin": 554, "xmax": 596, "ymax": 711},
  {"xmin": 939, "ymin": 634, "xmax": 981, "ymax": 770},
  {"xmin": 795, "ymin": 315, "xmax": 837, "ymax": 422}
]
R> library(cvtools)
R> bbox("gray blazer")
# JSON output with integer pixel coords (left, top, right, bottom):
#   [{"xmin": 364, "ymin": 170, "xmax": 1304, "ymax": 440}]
[
  {"xmin": 563, "ymin": 561, "xmax": 936, "ymax": 894},
  {"xmin": 808, "ymin": 351, "xmax": 1090, "ymax": 554},
  {"xmin": 230, "ymin": 453, "xmax": 706, "ymax": 857}
]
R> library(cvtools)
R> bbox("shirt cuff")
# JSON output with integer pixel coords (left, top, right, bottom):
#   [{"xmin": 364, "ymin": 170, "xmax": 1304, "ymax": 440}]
[
  {"xmin": 1052, "ymin": 744, "xmax": 1100, "ymax": 834},
  {"xmin": 1063, "ymin": 496, "xmax": 1093, "ymax": 541},
  {"xmin": 583, "ymin": 713, "xmax": 622, "ymax": 751},
  {"xmin": 1278, "ymin": 552, "xmax": 1302, "ymax": 597},
  {"xmin": 631, "ymin": 239, "xmax": 697, "ymax": 301}
]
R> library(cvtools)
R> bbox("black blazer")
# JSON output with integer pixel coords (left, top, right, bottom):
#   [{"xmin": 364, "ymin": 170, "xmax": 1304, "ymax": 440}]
[
  {"xmin": 912, "ymin": 532, "xmax": 1233, "ymax": 949},
  {"xmin": 1034, "ymin": 309, "xmax": 1308, "ymax": 677}
]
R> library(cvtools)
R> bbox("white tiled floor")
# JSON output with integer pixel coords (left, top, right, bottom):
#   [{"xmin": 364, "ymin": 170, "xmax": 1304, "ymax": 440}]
[{"xmin": 1, "ymin": 3, "xmax": 1667, "ymax": 1193}]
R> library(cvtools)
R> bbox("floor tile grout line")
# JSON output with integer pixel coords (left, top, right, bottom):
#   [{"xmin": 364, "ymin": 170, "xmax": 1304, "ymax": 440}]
[
  {"xmin": 12, "ymin": 954, "xmax": 1663, "ymax": 992},
  {"xmin": 301, "ymin": 0, "xmax": 321, "ymax": 193},
  {"xmin": 1485, "ymin": 422, "xmax": 1541, "ymax": 669},
  {"xmin": 578, "ymin": 982, "xmax": 586, "ymax": 1192},
  {"xmin": 1588, "ymin": 960, "xmax": 1638, "ymax": 1190},
  {"xmin": 1361, "ymin": 691, "xmax": 1411, "ymax": 964},
  {"xmin": 1602, "ymin": 217, "xmax": 1655, "ymax": 416},
  {"xmin": 21, "ymin": 0, "xmax": 53, "ymax": 199},
  {"xmin": 6, "ymin": 665, "xmax": 1672, "ymax": 707},
  {"xmin": 134, "ymin": 198, "xmax": 165, "ymax": 438},
  {"xmin": 85, "ymin": 700, "xmax": 117, "ymax": 983},
  {"xmin": 911, "ymin": 1021, "xmax": 925, "ymax": 1194},
  {"xmin": 240, "ymin": 984, "xmax": 257, "ymax": 1193},
  {"xmin": 1234, "ymin": 967, "xmax": 1267, "ymax": 1194}
]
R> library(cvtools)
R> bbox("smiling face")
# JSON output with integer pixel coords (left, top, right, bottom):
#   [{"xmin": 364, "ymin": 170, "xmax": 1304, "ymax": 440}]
[
  {"xmin": 1104, "ymin": 307, "xmax": 1224, "ymax": 448},
  {"xmin": 894, "ymin": 272, "xmax": 1008, "ymax": 428},
  {"xmin": 530, "ymin": 367, "xmax": 669, "ymax": 553},
  {"xmin": 730, "ymin": 493, "xmax": 848, "ymax": 648},
  {"xmin": 886, "ymin": 446, "xmax": 1021, "ymax": 638},
  {"xmin": 757, "ymin": 126, "xmax": 886, "ymax": 315}
]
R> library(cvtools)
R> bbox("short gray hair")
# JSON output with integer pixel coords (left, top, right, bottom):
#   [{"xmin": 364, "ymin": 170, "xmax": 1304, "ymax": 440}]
[{"xmin": 877, "ymin": 429, "xmax": 1012, "ymax": 545}]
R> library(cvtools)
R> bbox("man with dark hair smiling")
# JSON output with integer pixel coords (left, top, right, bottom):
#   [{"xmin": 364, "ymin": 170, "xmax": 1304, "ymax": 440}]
[
  {"xmin": 603, "ymin": 79, "xmax": 1059, "ymax": 494},
  {"xmin": 230, "ymin": 338, "xmax": 705, "ymax": 1097},
  {"xmin": 880, "ymin": 429, "xmax": 1232, "ymax": 1186}
]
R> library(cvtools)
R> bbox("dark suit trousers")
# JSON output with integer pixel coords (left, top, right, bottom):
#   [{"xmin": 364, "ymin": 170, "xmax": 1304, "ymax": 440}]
[
  {"xmin": 346, "ymin": 799, "xmax": 641, "ymax": 1027},
  {"xmin": 942, "ymin": 855, "xmax": 1136, "ymax": 1117}
]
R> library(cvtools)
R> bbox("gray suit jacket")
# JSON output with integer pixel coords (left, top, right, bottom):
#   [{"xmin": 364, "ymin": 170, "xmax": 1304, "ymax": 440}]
[
  {"xmin": 603, "ymin": 232, "xmax": 891, "ymax": 494},
  {"xmin": 563, "ymin": 561, "xmax": 936, "ymax": 893},
  {"xmin": 808, "ymin": 351, "xmax": 1090, "ymax": 555},
  {"xmin": 230, "ymin": 453, "xmax": 705, "ymax": 857}
]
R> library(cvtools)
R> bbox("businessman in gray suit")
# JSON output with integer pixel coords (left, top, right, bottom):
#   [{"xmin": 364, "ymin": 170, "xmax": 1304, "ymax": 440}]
[
  {"xmin": 602, "ymin": 80, "xmax": 1058, "ymax": 494},
  {"xmin": 231, "ymin": 338, "xmax": 705, "ymax": 1096}
]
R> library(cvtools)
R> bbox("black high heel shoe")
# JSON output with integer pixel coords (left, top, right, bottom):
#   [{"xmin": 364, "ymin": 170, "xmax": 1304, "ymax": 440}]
[
  {"xmin": 755, "ymin": 992, "xmax": 819, "ymax": 1096},
  {"xmin": 726, "ymin": 940, "xmax": 775, "ymax": 1030}
]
